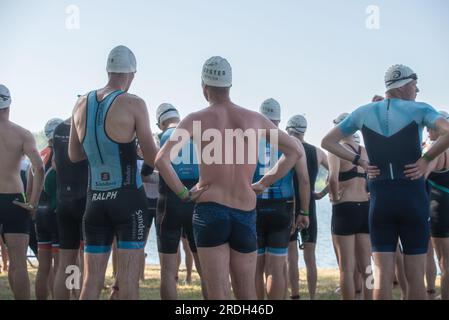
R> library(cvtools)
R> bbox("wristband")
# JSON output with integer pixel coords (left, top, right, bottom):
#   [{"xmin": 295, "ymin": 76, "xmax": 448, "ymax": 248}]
[
  {"xmin": 299, "ymin": 210, "xmax": 309, "ymax": 217},
  {"xmin": 422, "ymin": 153, "xmax": 433, "ymax": 163},
  {"xmin": 141, "ymin": 163, "xmax": 154, "ymax": 177},
  {"xmin": 177, "ymin": 186, "xmax": 189, "ymax": 200},
  {"xmin": 352, "ymin": 154, "xmax": 361, "ymax": 166}
]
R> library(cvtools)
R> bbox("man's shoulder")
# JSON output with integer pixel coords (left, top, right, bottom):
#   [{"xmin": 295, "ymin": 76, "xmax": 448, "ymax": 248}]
[
  {"xmin": 118, "ymin": 92, "xmax": 145, "ymax": 104},
  {"xmin": 356, "ymin": 101, "xmax": 379, "ymax": 113},
  {"xmin": 5, "ymin": 122, "xmax": 33, "ymax": 144},
  {"xmin": 8, "ymin": 121, "xmax": 31, "ymax": 137}
]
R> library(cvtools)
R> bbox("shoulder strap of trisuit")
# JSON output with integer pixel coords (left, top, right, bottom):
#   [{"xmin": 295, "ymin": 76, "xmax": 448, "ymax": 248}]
[{"xmin": 101, "ymin": 90, "xmax": 124, "ymax": 117}]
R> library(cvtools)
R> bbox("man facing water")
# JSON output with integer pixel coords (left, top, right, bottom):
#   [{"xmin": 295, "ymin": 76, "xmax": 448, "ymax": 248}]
[
  {"xmin": 69, "ymin": 46, "xmax": 158, "ymax": 300},
  {"xmin": 155, "ymin": 103, "xmax": 206, "ymax": 299},
  {"xmin": 0, "ymin": 84, "xmax": 44, "ymax": 299},
  {"xmin": 322, "ymin": 64, "xmax": 449, "ymax": 300},
  {"xmin": 156, "ymin": 57, "xmax": 302, "ymax": 300}
]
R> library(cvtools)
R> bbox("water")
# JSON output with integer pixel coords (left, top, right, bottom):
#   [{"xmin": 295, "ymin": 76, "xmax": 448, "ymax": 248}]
[{"xmin": 144, "ymin": 196, "xmax": 339, "ymax": 268}]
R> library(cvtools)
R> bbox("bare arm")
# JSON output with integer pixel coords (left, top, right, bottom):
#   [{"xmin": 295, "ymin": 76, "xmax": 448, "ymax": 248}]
[
  {"xmin": 425, "ymin": 119, "xmax": 449, "ymax": 161},
  {"xmin": 294, "ymin": 142, "xmax": 310, "ymax": 213},
  {"xmin": 155, "ymin": 114, "xmax": 205, "ymax": 201},
  {"xmin": 134, "ymin": 99, "xmax": 158, "ymax": 167},
  {"xmin": 22, "ymin": 132, "xmax": 44, "ymax": 209},
  {"xmin": 328, "ymin": 153, "xmax": 341, "ymax": 202},
  {"xmin": 69, "ymin": 99, "xmax": 87, "ymax": 163},
  {"xmin": 405, "ymin": 118, "xmax": 449, "ymax": 180},
  {"xmin": 322, "ymin": 127, "xmax": 368, "ymax": 169},
  {"xmin": 26, "ymin": 166, "xmax": 33, "ymax": 200},
  {"xmin": 317, "ymin": 148, "xmax": 330, "ymax": 171}
]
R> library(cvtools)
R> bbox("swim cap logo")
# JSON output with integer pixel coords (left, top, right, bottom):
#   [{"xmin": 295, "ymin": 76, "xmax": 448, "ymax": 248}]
[
  {"xmin": 0, "ymin": 94, "xmax": 10, "ymax": 101},
  {"xmin": 392, "ymin": 70, "xmax": 402, "ymax": 79}
]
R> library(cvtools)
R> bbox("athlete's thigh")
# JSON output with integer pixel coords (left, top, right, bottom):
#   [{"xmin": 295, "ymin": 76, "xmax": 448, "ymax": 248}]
[
  {"xmin": 197, "ymin": 244, "xmax": 231, "ymax": 286},
  {"xmin": 333, "ymin": 234, "xmax": 356, "ymax": 269},
  {"xmin": 4, "ymin": 233, "xmax": 29, "ymax": 255},
  {"xmin": 180, "ymin": 202, "xmax": 197, "ymax": 253},
  {"xmin": 112, "ymin": 189, "xmax": 149, "ymax": 249},
  {"xmin": 399, "ymin": 206, "xmax": 430, "ymax": 255},
  {"xmin": 230, "ymin": 248, "xmax": 257, "ymax": 288},
  {"xmin": 368, "ymin": 189, "xmax": 398, "ymax": 253},
  {"xmin": 83, "ymin": 196, "xmax": 114, "ymax": 253}
]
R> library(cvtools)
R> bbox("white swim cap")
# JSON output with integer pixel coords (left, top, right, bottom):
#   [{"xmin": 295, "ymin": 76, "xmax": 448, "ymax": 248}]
[
  {"xmin": 156, "ymin": 103, "xmax": 180, "ymax": 125},
  {"xmin": 286, "ymin": 115, "xmax": 307, "ymax": 134},
  {"xmin": 385, "ymin": 64, "xmax": 417, "ymax": 91},
  {"xmin": 106, "ymin": 45, "xmax": 137, "ymax": 73},
  {"xmin": 333, "ymin": 113, "xmax": 349, "ymax": 125},
  {"xmin": 201, "ymin": 56, "xmax": 232, "ymax": 88},
  {"xmin": 44, "ymin": 118, "xmax": 64, "ymax": 140},
  {"xmin": 439, "ymin": 110, "xmax": 449, "ymax": 120},
  {"xmin": 260, "ymin": 98, "xmax": 281, "ymax": 121},
  {"xmin": 0, "ymin": 84, "xmax": 11, "ymax": 110}
]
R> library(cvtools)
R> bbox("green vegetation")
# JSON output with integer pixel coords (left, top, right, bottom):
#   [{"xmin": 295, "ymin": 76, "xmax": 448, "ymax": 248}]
[
  {"xmin": 0, "ymin": 265, "xmax": 428, "ymax": 300},
  {"xmin": 33, "ymin": 131, "xmax": 47, "ymax": 151}
]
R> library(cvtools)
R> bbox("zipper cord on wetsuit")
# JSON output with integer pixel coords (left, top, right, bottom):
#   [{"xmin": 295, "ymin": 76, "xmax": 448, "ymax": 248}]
[{"xmin": 386, "ymin": 100, "xmax": 394, "ymax": 180}]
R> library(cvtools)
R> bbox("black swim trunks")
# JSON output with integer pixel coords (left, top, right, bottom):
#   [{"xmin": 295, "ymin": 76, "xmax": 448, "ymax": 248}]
[
  {"xmin": 256, "ymin": 199, "xmax": 293, "ymax": 256},
  {"xmin": 0, "ymin": 193, "xmax": 31, "ymax": 235},
  {"xmin": 332, "ymin": 201, "xmax": 370, "ymax": 236},
  {"xmin": 193, "ymin": 202, "xmax": 257, "ymax": 254}
]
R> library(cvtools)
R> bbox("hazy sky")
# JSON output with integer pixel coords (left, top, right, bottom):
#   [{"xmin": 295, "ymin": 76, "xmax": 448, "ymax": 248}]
[{"xmin": 1, "ymin": 0, "xmax": 448, "ymax": 146}]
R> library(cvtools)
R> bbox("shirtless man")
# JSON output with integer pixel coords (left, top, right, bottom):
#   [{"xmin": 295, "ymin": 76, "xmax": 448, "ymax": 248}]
[
  {"xmin": 155, "ymin": 57, "xmax": 304, "ymax": 300},
  {"xmin": 0, "ymin": 84, "xmax": 44, "ymax": 299},
  {"xmin": 69, "ymin": 46, "xmax": 158, "ymax": 300}
]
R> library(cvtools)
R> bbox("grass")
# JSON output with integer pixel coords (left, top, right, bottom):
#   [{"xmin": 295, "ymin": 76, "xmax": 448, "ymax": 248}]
[{"xmin": 1, "ymin": 264, "xmax": 435, "ymax": 300}]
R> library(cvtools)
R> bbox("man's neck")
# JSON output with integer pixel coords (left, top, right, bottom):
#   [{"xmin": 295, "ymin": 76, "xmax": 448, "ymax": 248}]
[
  {"xmin": 0, "ymin": 110, "xmax": 10, "ymax": 122},
  {"xmin": 386, "ymin": 92, "xmax": 402, "ymax": 99},
  {"xmin": 209, "ymin": 95, "xmax": 231, "ymax": 105},
  {"xmin": 105, "ymin": 79, "xmax": 127, "ymax": 92}
]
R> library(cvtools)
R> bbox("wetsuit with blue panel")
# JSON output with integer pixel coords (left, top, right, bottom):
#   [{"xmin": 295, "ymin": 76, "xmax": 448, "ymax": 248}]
[
  {"xmin": 338, "ymin": 98, "xmax": 442, "ymax": 255},
  {"xmin": 254, "ymin": 140, "xmax": 294, "ymax": 256},
  {"xmin": 82, "ymin": 90, "xmax": 149, "ymax": 254},
  {"xmin": 156, "ymin": 127, "xmax": 199, "ymax": 254}
]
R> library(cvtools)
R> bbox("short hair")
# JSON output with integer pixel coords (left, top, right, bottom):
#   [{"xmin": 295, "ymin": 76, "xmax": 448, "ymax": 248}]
[{"xmin": 205, "ymin": 85, "xmax": 230, "ymax": 96}]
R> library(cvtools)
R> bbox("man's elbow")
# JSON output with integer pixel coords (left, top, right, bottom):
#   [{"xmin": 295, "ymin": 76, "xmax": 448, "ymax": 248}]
[
  {"xmin": 289, "ymin": 145, "xmax": 302, "ymax": 163},
  {"xmin": 68, "ymin": 149, "xmax": 83, "ymax": 163},
  {"xmin": 154, "ymin": 151, "xmax": 165, "ymax": 171},
  {"xmin": 33, "ymin": 164, "xmax": 45, "ymax": 177},
  {"xmin": 300, "ymin": 175, "xmax": 310, "ymax": 188},
  {"xmin": 321, "ymin": 136, "xmax": 331, "ymax": 152}
]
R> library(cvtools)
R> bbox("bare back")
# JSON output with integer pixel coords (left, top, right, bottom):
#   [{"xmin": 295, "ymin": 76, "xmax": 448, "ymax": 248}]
[
  {"xmin": 337, "ymin": 143, "xmax": 370, "ymax": 202},
  {"xmin": 0, "ymin": 120, "xmax": 32, "ymax": 193},
  {"xmin": 191, "ymin": 103, "xmax": 267, "ymax": 211},
  {"xmin": 73, "ymin": 89, "xmax": 139, "ymax": 145}
]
